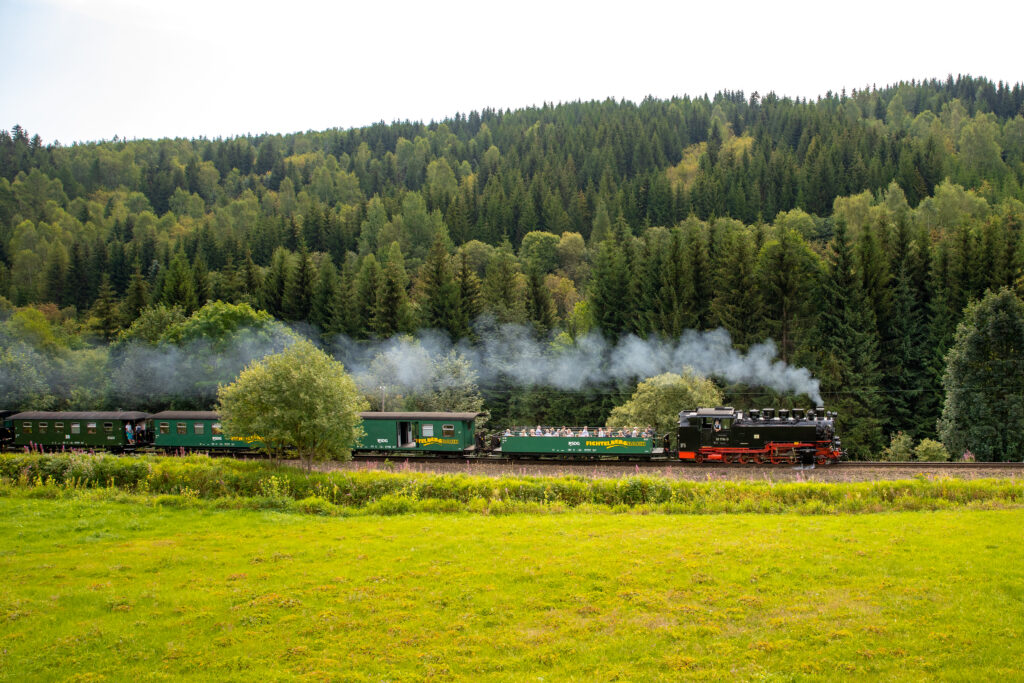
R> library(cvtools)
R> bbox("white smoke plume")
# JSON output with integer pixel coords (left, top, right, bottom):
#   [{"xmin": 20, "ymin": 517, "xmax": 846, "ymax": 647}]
[{"xmin": 333, "ymin": 325, "xmax": 823, "ymax": 405}]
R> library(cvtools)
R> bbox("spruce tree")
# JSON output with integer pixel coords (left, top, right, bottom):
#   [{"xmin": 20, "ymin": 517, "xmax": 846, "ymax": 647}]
[
  {"xmin": 283, "ymin": 247, "xmax": 315, "ymax": 322},
  {"xmin": 310, "ymin": 258, "xmax": 339, "ymax": 333},
  {"xmin": 815, "ymin": 221, "xmax": 885, "ymax": 459},
  {"xmin": 90, "ymin": 274, "xmax": 121, "ymax": 340},
  {"xmin": 372, "ymin": 256, "xmax": 411, "ymax": 339},
  {"xmin": 121, "ymin": 264, "xmax": 150, "ymax": 325},
  {"xmin": 161, "ymin": 251, "xmax": 198, "ymax": 313},
  {"xmin": 260, "ymin": 247, "xmax": 292, "ymax": 318},
  {"xmin": 455, "ymin": 251, "xmax": 482, "ymax": 339},
  {"xmin": 711, "ymin": 229, "xmax": 764, "ymax": 350},
  {"xmin": 525, "ymin": 265, "xmax": 556, "ymax": 338},
  {"xmin": 419, "ymin": 233, "xmax": 461, "ymax": 337},
  {"xmin": 354, "ymin": 254, "xmax": 383, "ymax": 336}
]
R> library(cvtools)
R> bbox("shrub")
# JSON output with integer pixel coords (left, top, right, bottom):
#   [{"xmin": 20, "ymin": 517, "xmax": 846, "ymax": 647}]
[
  {"xmin": 915, "ymin": 439, "xmax": 950, "ymax": 462},
  {"xmin": 880, "ymin": 432, "xmax": 914, "ymax": 461}
]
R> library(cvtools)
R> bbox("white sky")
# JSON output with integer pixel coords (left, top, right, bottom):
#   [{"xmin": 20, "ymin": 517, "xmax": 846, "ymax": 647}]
[{"xmin": 1, "ymin": 0, "xmax": 1021, "ymax": 145}]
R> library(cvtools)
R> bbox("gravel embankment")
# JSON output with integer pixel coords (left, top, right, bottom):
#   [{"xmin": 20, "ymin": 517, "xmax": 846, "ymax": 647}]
[{"xmin": 294, "ymin": 458, "xmax": 1024, "ymax": 482}]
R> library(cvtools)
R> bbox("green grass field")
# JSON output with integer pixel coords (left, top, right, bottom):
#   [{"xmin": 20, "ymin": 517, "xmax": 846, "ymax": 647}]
[{"xmin": 1, "ymin": 494, "xmax": 1022, "ymax": 681}]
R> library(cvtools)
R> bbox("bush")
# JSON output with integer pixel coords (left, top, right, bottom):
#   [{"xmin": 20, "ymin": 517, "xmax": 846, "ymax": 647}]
[
  {"xmin": 914, "ymin": 439, "xmax": 949, "ymax": 462},
  {"xmin": 880, "ymin": 432, "xmax": 914, "ymax": 461}
]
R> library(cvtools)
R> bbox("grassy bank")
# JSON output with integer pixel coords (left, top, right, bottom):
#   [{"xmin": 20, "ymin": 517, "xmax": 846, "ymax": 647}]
[
  {"xmin": 2, "ymin": 452, "xmax": 1024, "ymax": 516},
  {"xmin": 0, "ymin": 497, "xmax": 1021, "ymax": 680}
]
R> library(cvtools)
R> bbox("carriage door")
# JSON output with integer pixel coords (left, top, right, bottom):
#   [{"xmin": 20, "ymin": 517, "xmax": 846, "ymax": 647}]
[{"xmin": 398, "ymin": 421, "xmax": 414, "ymax": 447}]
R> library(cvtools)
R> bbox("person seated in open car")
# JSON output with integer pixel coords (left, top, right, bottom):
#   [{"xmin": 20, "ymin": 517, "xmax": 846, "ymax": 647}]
[{"xmin": 580, "ymin": 426, "xmax": 590, "ymax": 437}]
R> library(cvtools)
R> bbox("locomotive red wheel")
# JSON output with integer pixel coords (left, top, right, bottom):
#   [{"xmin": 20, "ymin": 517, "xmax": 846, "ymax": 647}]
[
  {"xmin": 753, "ymin": 453, "xmax": 762, "ymax": 465},
  {"xmin": 694, "ymin": 452, "xmax": 704, "ymax": 464},
  {"xmin": 738, "ymin": 453, "xmax": 748, "ymax": 465}
]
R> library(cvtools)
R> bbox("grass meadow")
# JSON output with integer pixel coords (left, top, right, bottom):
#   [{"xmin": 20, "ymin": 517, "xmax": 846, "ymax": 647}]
[{"xmin": 1, "ymin": 492, "xmax": 1022, "ymax": 681}]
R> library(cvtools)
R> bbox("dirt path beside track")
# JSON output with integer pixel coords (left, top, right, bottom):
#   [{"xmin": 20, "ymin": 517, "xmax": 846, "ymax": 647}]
[{"xmin": 295, "ymin": 458, "xmax": 1024, "ymax": 482}]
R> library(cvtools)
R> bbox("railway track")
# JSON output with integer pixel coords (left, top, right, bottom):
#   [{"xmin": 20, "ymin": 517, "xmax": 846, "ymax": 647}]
[{"xmin": 350, "ymin": 454, "xmax": 1024, "ymax": 469}]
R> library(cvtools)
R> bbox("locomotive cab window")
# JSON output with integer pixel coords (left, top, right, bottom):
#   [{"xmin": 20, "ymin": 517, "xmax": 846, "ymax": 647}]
[
  {"xmin": 421, "ymin": 424, "xmax": 434, "ymax": 437},
  {"xmin": 38, "ymin": 422, "xmax": 47, "ymax": 434},
  {"xmin": 177, "ymin": 423, "xmax": 187, "ymax": 435},
  {"xmin": 442, "ymin": 424, "xmax": 455, "ymax": 437},
  {"xmin": 194, "ymin": 423, "xmax": 204, "ymax": 435},
  {"xmin": 159, "ymin": 422, "xmax": 169, "ymax": 435}
]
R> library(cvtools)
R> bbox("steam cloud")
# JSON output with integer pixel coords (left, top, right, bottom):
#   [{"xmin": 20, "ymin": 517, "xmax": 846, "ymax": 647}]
[{"xmin": 333, "ymin": 325, "xmax": 823, "ymax": 405}]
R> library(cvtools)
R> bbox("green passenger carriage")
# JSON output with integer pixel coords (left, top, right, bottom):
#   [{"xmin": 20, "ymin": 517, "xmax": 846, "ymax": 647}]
[
  {"xmin": 354, "ymin": 412, "xmax": 481, "ymax": 454},
  {"xmin": 150, "ymin": 411, "xmax": 262, "ymax": 451},
  {"xmin": 499, "ymin": 433, "xmax": 657, "ymax": 458},
  {"xmin": 11, "ymin": 411, "xmax": 150, "ymax": 451}
]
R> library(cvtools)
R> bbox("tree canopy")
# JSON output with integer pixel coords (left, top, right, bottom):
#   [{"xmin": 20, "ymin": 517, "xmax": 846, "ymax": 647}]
[
  {"xmin": 938, "ymin": 288, "xmax": 1024, "ymax": 461},
  {"xmin": 217, "ymin": 339, "xmax": 368, "ymax": 469},
  {"xmin": 606, "ymin": 371, "xmax": 723, "ymax": 435}
]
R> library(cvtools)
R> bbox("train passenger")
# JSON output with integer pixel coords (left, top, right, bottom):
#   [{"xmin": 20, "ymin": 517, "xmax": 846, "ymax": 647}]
[
  {"xmin": 519, "ymin": 427, "xmax": 528, "ymax": 436},
  {"xmin": 544, "ymin": 429, "xmax": 554, "ymax": 436},
  {"xmin": 504, "ymin": 428, "xmax": 512, "ymax": 437},
  {"xmin": 597, "ymin": 427, "xmax": 606, "ymax": 437},
  {"xmin": 631, "ymin": 427, "xmax": 639, "ymax": 437},
  {"xmin": 580, "ymin": 426, "xmax": 590, "ymax": 437},
  {"xmin": 125, "ymin": 422, "xmax": 134, "ymax": 444},
  {"xmin": 534, "ymin": 425, "xmax": 542, "ymax": 436}
]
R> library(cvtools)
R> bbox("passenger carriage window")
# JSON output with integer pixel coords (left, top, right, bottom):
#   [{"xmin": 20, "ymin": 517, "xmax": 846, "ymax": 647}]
[
  {"xmin": 212, "ymin": 423, "xmax": 223, "ymax": 435},
  {"xmin": 103, "ymin": 422, "xmax": 113, "ymax": 433},
  {"xmin": 194, "ymin": 423, "xmax": 204, "ymax": 435},
  {"xmin": 38, "ymin": 422, "xmax": 47, "ymax": 434},
  {"xmin": 71, "ymin": 423, "xmax": 81, "ymax": 434},
  {"xmin": 159, "ymin": 422, "xmax": 169, "ymax": 435},
  {"xmin": 87, "ymin": 422, "xmax": 97, "ymax": 434},
  {"xmin": 442, "ymin": 424, "xmax": 455, "ymax": 437},
  {"xmin": 421, "ymin": 424, "xmax": 434, "ymax": 437},
  {"xmin": 55, "ymin": 422, "xmax": 63, "ymax": 431},
  {"xmin": 22, "ymin": 422, "xmax": 33, "ymax": 434},
  {"xmin": 177, "ymin": 423, "xmax": 187, "ymax": 435}
]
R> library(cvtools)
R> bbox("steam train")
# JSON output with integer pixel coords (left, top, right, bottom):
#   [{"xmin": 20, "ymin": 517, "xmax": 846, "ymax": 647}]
[{"xmin": 2, "ymin": 406, "xmax": 844, "ymax": 465}]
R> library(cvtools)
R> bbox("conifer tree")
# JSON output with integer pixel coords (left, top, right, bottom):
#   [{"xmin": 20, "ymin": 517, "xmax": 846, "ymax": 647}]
[
  {"xmin": 121, "ymin": 264, "xmax": 150, "ymax": 325},
  {"xmin": 419, "ymin": 233, "xmax": 461, "ymax": 337},
  {"xmin": 589, "ymin": 237, "xmax": 630, "ymax": 340},
  {"xmin": 260, "ymin": 247, "xmax": 292, "ymax": 318},
  {"xmin": 332, "ymin": 254, "xmax": 359, "ymax": 337},
  {"xmin": 354, "ymin": 254, "xmax": 383, "ymax": 336},
  {"xmin": 43, "ymin": 243, "xmax": 69, "ymax": 307},
  {"xmin": 310, "ymin": 258, "xmax": 339, "ymax": 333},
  {"xmin": 711, "ymin": 229, "xmax": 764, "ymax": 350},
  {"xmin": 283, "ymin": 247, "xmax": 315, "ymax": 321},
  {"xmin": 161, "ymin": 251, "xmax": 198, "ymax": 313},
  {"xmin": 373, "ymin": 254, "xmax": 412, "ymax": 339},
  {"xmin": 90, "ymin": 274, "xmax": 121, "ymax": 340},
  {"xmin": 455, "ymin": 251, "xmax": 482, "ymax": 340},
  {"xmin": 815, "ymin": 221, "xmax": 885, "ymax": 459},
  {"xmin": 525, "ymin": 265, "xmax": 556, "ymax": 338}
]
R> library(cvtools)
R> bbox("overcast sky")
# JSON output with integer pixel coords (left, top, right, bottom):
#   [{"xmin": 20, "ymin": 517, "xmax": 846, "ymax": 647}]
[{"xmin": 1, "ymin": 0, "xmax": 1021, "ymax": 145}]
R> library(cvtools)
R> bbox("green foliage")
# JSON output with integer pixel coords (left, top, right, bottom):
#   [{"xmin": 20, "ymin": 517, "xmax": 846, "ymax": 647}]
[
  {"xmin": 914, "ymin": 438, "xmax": 950, "ymax": 462},
  {"xmin": 217, "ymin": 339, "xmax": 368, "ymax": 468},
  {"xmin": 607, "ymin": 371, "xmax": 723, "ymax": 434},
  {"xmin": 880, "ymin": 431, "xmax": 914, "ymax": 462},
  {"xmin": 938, "ymin": 288, "xmax": 1024, "ymax": 461}
]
